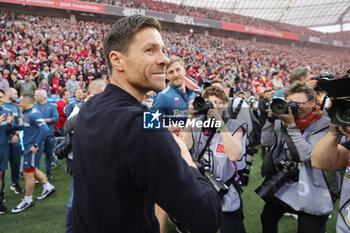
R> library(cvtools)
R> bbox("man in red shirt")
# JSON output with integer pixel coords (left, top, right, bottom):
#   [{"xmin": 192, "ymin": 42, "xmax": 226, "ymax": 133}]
[{"xmin": 54, "ymin": 88, "xmax": 70, "ymax": 136}]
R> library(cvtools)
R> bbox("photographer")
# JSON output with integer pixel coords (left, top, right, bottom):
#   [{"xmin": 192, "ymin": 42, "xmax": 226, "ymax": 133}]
[
  {"xmin": 258, "ymin": 81, "xmax": 333, "ymax": 233},
  {"xmin": 182, "ymin": 86, "xmax": 246, "ymax": 233},
  {"xmin": 311, "ymin": 75, "xmax": 350, "ymax": 233},
  {"xmin": 312, "ymin": 125, "xmax": 350, "ymax": 233}
]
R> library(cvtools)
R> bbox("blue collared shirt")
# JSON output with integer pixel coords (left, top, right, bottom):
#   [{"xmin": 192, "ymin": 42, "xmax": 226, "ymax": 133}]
[{"xmin": 152, "ymin": 84, "xmax": 196, "ymax": 118}]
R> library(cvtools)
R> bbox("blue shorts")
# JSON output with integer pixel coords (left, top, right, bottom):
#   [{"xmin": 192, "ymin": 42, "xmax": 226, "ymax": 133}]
[
  {"xmin": 0, "ymin": 152, "xmax": 9, "ymax": 171},
  {"xmin": 23, "ymin": 149, "xmax": 42, "ymax": 170}
]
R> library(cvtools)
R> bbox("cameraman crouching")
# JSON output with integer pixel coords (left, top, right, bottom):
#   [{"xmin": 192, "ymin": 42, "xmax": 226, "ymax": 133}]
[
  {"xmin": 182, "ymin": 86, "xmax": 247, "ymax": 233},
  {"xmin": 311, "ymin": 123, "xmax": 350, "ymax": 233},
  {"xmin": 258, "ymin": 81, "xmax": 334, "ymax": 233}
]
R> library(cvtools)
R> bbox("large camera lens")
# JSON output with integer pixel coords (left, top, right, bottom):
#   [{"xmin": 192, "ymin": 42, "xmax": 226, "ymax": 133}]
[
  {"xmin": 329, "ymin": 99, "xmax": 350, "ymax": 126},
  {"xmin": 193, "ymin": 96, "xmax": 213, "ymax": 115},
  {"xmin": 270, "ymin": 98, "xmax": 288, "ymax": 115},
  {"xmin": 193, "ymin": 96, "xmax": 206, "ymax": 109}
]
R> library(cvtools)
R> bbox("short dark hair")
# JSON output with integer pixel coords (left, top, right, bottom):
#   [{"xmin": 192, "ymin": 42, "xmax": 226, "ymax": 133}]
[
  {"xmin": 0, "ymin": 89, "xmax": 5, "ymax": 96},
  {"xmin": 103, "ymin": 15, "xmax": 161, "ymax": 73},
  {"xmin": 22, "ymin": 93, "xmax": 34, "ymax": 103},
  {"xmin": 284, "ymin": 81, "xmax": 316, "ymax": 100}
]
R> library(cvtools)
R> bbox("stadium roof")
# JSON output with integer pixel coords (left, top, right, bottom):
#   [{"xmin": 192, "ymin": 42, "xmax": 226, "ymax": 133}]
[{"xmin": 158, "ymin": 0, "xmax": 350, "ymax": 28}]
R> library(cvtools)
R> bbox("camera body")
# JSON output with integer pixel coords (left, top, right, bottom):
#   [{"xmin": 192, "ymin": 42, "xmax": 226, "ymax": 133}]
[
  {"xmin": 270, "ymin": 98, "xmax": 299, "ymax": 119},
  {"xmin": 195, "ymin": 158, "xmax": 229, "ymax": 197},
  {"xmin": 193, "ymin": 96, "xmax": 214, "ymax": 115},
  {"xmin": 55, "ymin": 142, "xmax": 72, "ymax": 160},
  {"xmin": 255, "ymin": 159, "xmax": 299, "ymax": 200},
  {"xmin": 316, "ymin": 70, "xmax": 350, "ymax": 125}
]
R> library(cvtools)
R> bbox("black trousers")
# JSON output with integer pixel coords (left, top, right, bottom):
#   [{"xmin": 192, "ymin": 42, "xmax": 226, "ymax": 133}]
[{"xmin": 261, "ymin": 196, "xmax": 329, "ymax": 233}]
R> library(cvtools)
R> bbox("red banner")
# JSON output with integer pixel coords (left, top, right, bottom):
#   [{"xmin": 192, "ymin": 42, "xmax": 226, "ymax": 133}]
[
  {"xmin": 222, "ymin": 22, "xmax": 300, "ymax": 41},
  {"xmin": 0, "ymin": 0, "xmax": 104, "ymax": 13}
]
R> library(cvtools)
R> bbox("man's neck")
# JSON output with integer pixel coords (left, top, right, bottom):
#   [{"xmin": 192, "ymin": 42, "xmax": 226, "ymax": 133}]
[
  {"xmin": 25, "ymin": 104, "xmax": 34, "ymax": 110},
  {"xmin": 38, "ymin": 100, "xmax": 47, "ymax": 105},
  {"xmin": 110, "ymin": 76, "xmax": 145, "ymax": 103},
  {"xmin": 4, "ymin": 98, "xmax": 12, "ymax": 104},
  {"xmin": 173, "ymin": 84, "xmax": 186, "ymax": 93}
]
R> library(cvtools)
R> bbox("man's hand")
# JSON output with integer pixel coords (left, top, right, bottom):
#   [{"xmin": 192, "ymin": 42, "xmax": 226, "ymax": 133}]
[
  {"xmin": 340, "ymin": 126, "xmax": 350, "ymax": 139},
  {"xmin": 6, "ymin": 113, "xmax": 14, "ymax": 125},
  {"xmin": 168, "ymin": 126, "xmax": 182, "ymax": 138},
  {"xmin": 305, "ymin": 76, "xmax": 317, "ymax": 89},
  {"xmin": 272, "ymin": 106, "xmax": 295, "ymax": 125},
  {"xmin": 207, "ymin": 109, "xmax": 223, "ymax": 122},
  {"xmin": 29, "ymin": 145, "xmax": 39, "ymax": 154},
  {"xmin": 172, "ymin": 133, "xmax": 197, "ymax": 168},
  {"xmin": 9, "ymin": 134, "xmax": 19, "ymax": 144},
  {"xmin": 0, "ymin": 113, "xmax": 5, "ymax": 123}
]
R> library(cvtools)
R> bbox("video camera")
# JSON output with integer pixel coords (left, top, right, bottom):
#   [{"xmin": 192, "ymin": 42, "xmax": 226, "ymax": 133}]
[
  {"xmin": 255, "ymin": 159, "xmax": 299, "ymax": 200},
  {"xmin": 315, "ymin": 70, "xmax": 350, "ymax": 125},
  {"xmin": 312, "ymin": 72, "xmax": 335, "ymax": 92}
]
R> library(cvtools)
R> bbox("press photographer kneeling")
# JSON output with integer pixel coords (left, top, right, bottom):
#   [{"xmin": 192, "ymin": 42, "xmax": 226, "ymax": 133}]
[
  {"xmin": 311, "ymin": 75, "xmax": 350, "ymax": 233},
  {"xmin": 182, "ymin": 86, "xmax": 247, "ymax": 233},
  {"xmin": 257, "ymin": 81, "xmax": 334, "ymax": 233}
]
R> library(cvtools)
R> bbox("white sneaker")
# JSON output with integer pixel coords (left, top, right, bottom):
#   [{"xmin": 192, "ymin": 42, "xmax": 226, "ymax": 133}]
[
  {"xmin": 11, "ymin": 199, "xmax": 34, "ymax": 214},
  {"xmin": 283, "ymin": 212, "xmax": 298, "ymax": 220},
  {"xmin": 37, "ymin": 186, "xmax": 56, "ymax": 200}
]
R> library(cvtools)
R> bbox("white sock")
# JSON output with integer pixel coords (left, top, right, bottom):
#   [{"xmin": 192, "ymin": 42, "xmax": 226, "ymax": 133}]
[
  {"xmin": 43, "ymin": 183, "xmax": 52, "ymax": 190},
  {"xmin": 24, "ymin": 195, "xmax": 33, "ymax": 203}
]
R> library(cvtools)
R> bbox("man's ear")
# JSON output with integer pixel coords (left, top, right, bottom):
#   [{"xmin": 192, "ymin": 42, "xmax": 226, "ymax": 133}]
[{"xmin": 110, "ymin": 51, "xmax": 125, "ymax": 72}]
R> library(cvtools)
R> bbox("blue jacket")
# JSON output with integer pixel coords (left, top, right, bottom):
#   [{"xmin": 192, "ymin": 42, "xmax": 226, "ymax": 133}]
[
  {"xmin": 66, "ymin": 99, "xmax": 82, "ymax": 118},
  {"xmin": 22, "ymin": 106, "xmax": 50, "ymax": 148},
  {"xmin": 152, "ymin": 84, "xmax": 196, "ymax": 118},
  {"xmin": 35, "ymin": 102, "xmax": 59, "ymax": 136}
]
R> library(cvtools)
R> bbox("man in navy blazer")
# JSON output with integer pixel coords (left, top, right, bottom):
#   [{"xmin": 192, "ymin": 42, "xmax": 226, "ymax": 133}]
[{"xmin": 72, "ymin": 15, "xmax": 222, "ymax": 233}]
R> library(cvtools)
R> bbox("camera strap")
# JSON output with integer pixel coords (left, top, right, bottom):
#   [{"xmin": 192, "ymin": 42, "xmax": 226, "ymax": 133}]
[
  {"xmin": 224, "ymin": 166, "xmax": 243, "ymax": 194},
  {"xmin": 319, "ymin": 95, "xmax": 327, "ymax": 110},
  {"xmin": 280, "ymin": 126, "xmax": 301, "ymax": 162},
  {"xmin": 197, "ymin": 130, "xmax": 216, "ymax": 162},
  {"xmin": 227, "ymin": 98, "xmax": 244, "ymax": 119}
]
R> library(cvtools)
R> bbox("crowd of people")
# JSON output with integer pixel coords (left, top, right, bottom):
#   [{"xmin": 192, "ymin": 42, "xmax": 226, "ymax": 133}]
[
  {"xmin": 0, "ymin": 13, "xmax": 348, "ymax": 102},
  {"xmin": 105, "ymin": 0, "xmax": 350, "ymax": 42},
  {"xmin": 0, "ymin": 11, "xmax": 350, "ymax": 233}
]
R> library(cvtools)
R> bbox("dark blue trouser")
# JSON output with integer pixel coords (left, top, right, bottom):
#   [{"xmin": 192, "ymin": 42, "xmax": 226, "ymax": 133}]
[
  {"xmin": 42, "ymin": 136, "xmax": 56, "ymax": 171},
  {"xmin": 1, "ymin": 141, "xmax": 22, "ymax": 192}
]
